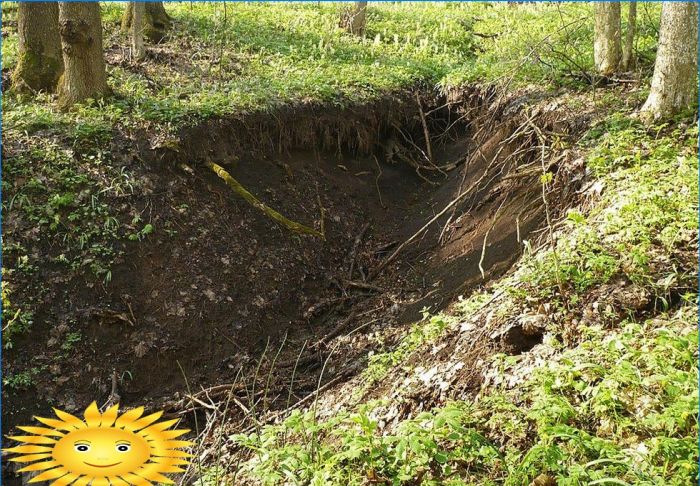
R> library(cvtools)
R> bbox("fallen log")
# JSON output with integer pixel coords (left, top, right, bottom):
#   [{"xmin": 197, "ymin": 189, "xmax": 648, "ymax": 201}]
[{"xmin": 206, "ymin": 160, "xmax": 325, "ymax": 239}]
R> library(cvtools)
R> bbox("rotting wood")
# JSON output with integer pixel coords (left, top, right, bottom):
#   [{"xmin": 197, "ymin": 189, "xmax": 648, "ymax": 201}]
[{"xmin": 206, "ymin": 160, "xmax": 325, "ymax": 239}]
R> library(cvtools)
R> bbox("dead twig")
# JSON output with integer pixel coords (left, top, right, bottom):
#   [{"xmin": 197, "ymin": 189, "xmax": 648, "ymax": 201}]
[
  {"xmin": 212, "ymin": 326, "xmax": 247, "ymax": 353},
  {"xmin": 312, "ymin": 309, "xmax": 358, "ymax": 350},
  {"xmin": 415, "ymin": 92, "xmax": 434, "ymax": 166},
  {"xmin": 303, "ymin": 295, "xmax": 356, "ymax": 320},
  {"xmin": 372, "ymin": 155, "xmax": 386, "ymax": 209},
  {"xmin": 478, "ymin": 198, "xmax": 507, "ymax": 279},
  {"xmin": 101, "ymin": 370, "xmax": 120, "ymax": 410}
]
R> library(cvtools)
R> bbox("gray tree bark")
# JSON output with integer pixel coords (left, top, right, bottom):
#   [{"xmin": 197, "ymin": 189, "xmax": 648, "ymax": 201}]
[
  {"xmin": 594, "ymin": 2, "xmax": 622, "ymax": 76},
  {"xmin": 57, "ymin": 2, "xmax": 108, "ymax": 109},
  {"xmin": 641, "ymin": 2, "xmax": 699, "ymax": 120},
  {"xmin": 12, "ymin": 2, "xmax": 63, "ymax": 93},
  {"xmin": 130, "ymin": 1, "xmax": 146, "ymax": 61},
  {"xmin": 621, "ymin": 1, "xmax": 637, "ymax": 71},
  {"xmin": 340, "ymin": 1, "xmax": 368, "ymax": 36},
  {"xmin": 122, "ymin": 1, "xmax": 172, "ymax": 43}
]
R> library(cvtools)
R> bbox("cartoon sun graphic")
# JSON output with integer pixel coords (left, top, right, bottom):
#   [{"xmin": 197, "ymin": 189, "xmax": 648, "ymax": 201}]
[{"xmin": 4, "ymin": 402, "xmax": 192, "ymax": 485}]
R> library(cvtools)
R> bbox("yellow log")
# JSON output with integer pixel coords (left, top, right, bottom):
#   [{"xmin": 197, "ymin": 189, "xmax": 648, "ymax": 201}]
[{"xmin": 206, "ymin": 160, "xmax": 324, "ymax": 239}]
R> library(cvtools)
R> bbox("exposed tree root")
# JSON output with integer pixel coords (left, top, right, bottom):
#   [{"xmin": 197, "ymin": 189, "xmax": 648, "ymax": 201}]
[{"xmin": 206, "ymin": 160, "xmax": 325, "ymax": 239}]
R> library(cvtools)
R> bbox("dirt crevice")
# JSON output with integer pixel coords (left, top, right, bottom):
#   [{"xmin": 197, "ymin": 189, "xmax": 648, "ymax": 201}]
[{"xmin": 3, "ymin": 86, "xmax": 584, "ymax": 455}]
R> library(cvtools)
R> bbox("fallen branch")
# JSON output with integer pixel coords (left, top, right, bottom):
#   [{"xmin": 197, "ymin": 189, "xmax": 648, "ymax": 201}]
[{"xmin": 206, "ymin": 160, "xmax": 324, "ymax": 239}]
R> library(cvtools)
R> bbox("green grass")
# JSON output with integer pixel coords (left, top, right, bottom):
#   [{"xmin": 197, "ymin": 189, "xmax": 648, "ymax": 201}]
[
  {"xmin": 1, "ymin": 3, "xmax": 662, "ymax": 135},
  {"xmin": 443, "ymin": 2, "xmax": 661, "ymax": 87},
  {"xmin": 3, "ymin": 2, "xmax": 483, "ymax": 131}
]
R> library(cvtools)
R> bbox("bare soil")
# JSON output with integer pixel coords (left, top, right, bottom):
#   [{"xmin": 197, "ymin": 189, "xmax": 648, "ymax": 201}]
[{"xmin": 3, "ymin": 88, "xmax": 585, "ymax": 485}]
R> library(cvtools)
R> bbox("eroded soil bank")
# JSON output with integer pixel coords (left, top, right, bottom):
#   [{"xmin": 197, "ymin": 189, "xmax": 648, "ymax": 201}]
[{"xmin": 3, "ymin": 87, "xmax": 587, "ymax": 484}]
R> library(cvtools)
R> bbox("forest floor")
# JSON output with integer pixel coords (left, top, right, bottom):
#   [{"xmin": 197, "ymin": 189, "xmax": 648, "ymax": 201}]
[{"xmin": 1, "ymin": 3, "xmax": 697, "ymax": 486}]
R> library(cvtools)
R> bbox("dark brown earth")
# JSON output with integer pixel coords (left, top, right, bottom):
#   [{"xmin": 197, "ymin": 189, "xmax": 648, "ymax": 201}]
[{"xmin": 3, "ymin": 88, "xmax": 585, "ymax": 485}]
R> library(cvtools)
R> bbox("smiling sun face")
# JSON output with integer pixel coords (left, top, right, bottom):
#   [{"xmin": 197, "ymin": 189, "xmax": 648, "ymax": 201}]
[{"xmin": 4, "ymin": 402, "xmax": 192, "ymax": 485}]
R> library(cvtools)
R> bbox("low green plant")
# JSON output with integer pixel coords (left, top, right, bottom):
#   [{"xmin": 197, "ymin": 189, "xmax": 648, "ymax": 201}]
[
  {"xmin": 3, "ymin": 366, "xmax": 44, "ymax": 390},
  {"xmin": 2, "ymin": 274, "xmax": 34, "ymax": 349},
  {"xmin": 363, "ymin": 311, "xmax": 453, "ymax": 389},
  {"xmin": 61, "ymin": 331, "xmax": 82, "ymax": 352}
]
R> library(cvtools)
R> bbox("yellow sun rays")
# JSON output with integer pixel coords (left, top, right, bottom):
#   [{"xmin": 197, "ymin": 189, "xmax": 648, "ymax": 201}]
[{"xmin": 4, "ymin": 402, "xmax": 192, "ymax": 486}]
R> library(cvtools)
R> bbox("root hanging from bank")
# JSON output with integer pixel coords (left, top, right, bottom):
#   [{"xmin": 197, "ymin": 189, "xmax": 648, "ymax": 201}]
[{"xmin": 206, "ymin": 160, "xmax": 325, "ymax": 239}]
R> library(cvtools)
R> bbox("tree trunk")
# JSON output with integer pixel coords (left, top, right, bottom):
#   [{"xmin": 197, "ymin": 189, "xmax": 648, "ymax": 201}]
[
  {"xmin": 339, "ymin": 1, "xmax": 368, "ymax": 36},
  {"xmin": 594, "ymin": 2, "xmax": 622, "ymax": 76},
  {"xmin": 57, "ymin": 2, "xmax": 108, "ymax": 109},
  {"xmin": 641, "ymin": 2, "xmax": 699, "ymax": 120},
  {"xmin": 621, "ymin": 1, "xmax": 637, "ymax": 71},
  {"xmin": 122, "ymin": 1, "xmax": 172, "ymax": 43},
  {"xmin": 130, "ymin": 2, "xmax": 146, "ymax": 61},
  {"xmin": 12, "ymin": 2, "xmax": 63, "ymax": 93}
]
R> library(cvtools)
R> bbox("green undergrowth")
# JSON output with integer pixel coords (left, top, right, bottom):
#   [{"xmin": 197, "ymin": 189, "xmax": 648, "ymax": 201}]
[
  {"xmin": 2, "ymin": 3, "xmax": 661, "ymax": 138},
  {"xmin": 0, "ymin": 136, "xmax": 149, "ymax": 345},
  {"xmin": 2, "ymin": 2, "xmax": 482, "ymax": 133},
  {"xmin": 443, "ymin": 2, "xmax": 660, "ymax": 87},
  {"xmin": 230, "ymin": 306, "xmax": 696, "ymax": 486},
  {"xmin": 513, "ymin": 114, "xmax": 698, "ymax": 316},
  {"xmin": 225, "ymin": 116, "xmax": 698, "ymax": 485}
]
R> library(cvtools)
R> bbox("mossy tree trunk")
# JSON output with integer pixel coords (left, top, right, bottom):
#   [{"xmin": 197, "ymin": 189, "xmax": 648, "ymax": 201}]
[
  {"xmin": 12, "ymin": 2, "xmax": 63, "ymax": 93},
  {"xmin": 57, "ymin": 2, "xmax": 108, "ymax": 109},
  {"xmin": 594, "ymin": 2, "xmax": 622, "ymax": 76},
  {"xmin": 641, "ymin": 2, "xmax": 699, "ymax": 120},
  {"xmin": 340, "ymin": 1, "xmax": 368, "ymax": 36},
  {"xmin": 130, "ymin": 1, "xmax": 146, "ymax": 61},
  {"xmin": 621, "ymin": 1, "xmax": 637, "ymax": 71},
  {"xmin": 121, "ymin": 1, "xmax": 172, "ymax": 43}
]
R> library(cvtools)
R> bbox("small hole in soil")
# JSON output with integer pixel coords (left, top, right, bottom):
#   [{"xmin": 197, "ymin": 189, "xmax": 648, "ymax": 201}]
[{"xmin": 500, "ymin": 324, "xmax": 544, "ymax": 355}]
